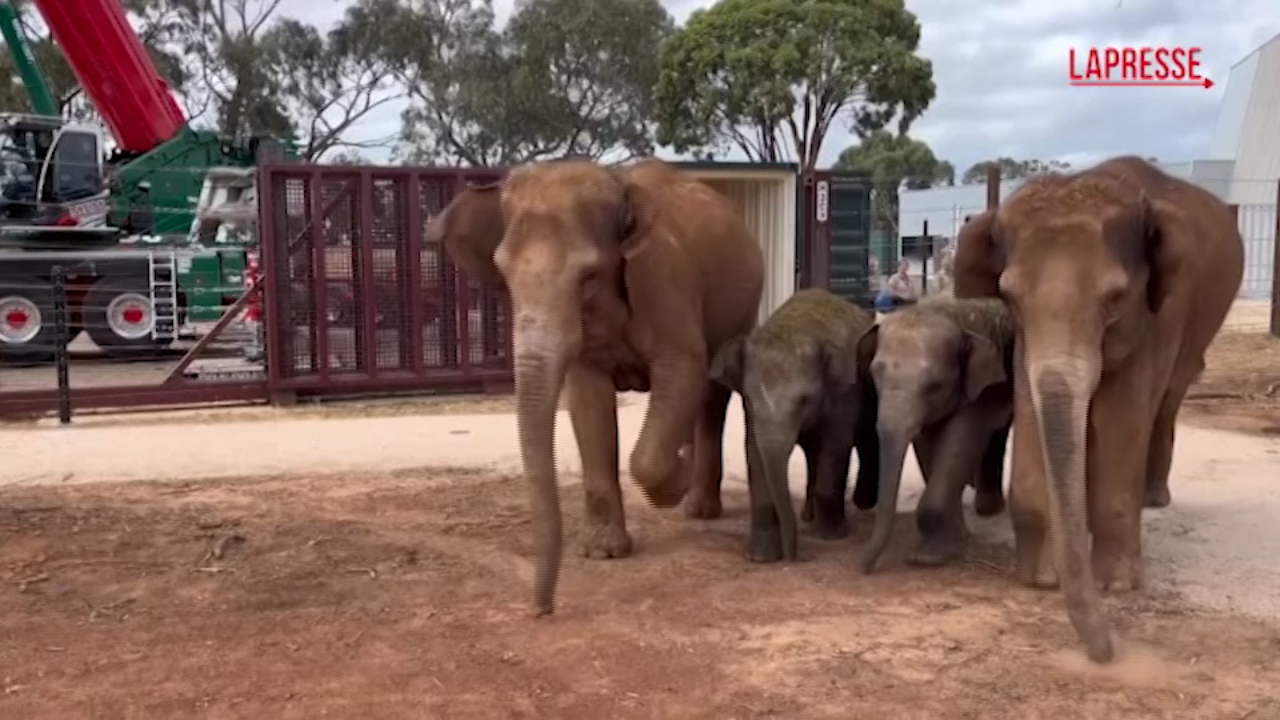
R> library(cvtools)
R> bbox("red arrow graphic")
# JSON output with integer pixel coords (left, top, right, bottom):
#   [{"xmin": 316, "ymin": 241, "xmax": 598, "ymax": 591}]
[{"xmin": 1069, "ymin": 78, "xmax": 1213, "ymax": 89}]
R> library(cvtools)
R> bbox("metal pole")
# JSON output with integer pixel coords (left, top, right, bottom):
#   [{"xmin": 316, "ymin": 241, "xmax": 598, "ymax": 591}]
[
  {"xmin": 1271, "ymin": 181, "xmax": 1280, "ymax": 337},
  {"xmin": 51, "ymin": 265, "xmax": 71, "ymax": 424},
  {"xmin": 922, "ymin": 219, "xmax": 930, "ymax": 294}
]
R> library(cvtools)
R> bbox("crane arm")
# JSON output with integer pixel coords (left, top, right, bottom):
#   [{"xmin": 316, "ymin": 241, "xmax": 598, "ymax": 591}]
[
  {"xmin": 32, "ymin": 0, "xmax": 187, "ymax": 153},
  {"xmin": 0, "ymin": 1, "xmax": 58, "ymax": 116}
]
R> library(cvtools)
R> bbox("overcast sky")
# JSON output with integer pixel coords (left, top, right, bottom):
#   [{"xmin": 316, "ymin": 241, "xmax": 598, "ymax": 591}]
[{"xmin": 280, "ymin": 0, "xmax": 1280, "ymax": 173}]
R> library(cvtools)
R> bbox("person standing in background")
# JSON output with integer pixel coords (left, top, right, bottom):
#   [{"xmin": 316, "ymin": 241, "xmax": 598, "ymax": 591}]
[
  {"xmin": 874, "ymin": 259, "xmax": 917, "ymax": 313},
  {"xmin": 935, "ymin": 241, "xmax": 956, "ymax": 295}
]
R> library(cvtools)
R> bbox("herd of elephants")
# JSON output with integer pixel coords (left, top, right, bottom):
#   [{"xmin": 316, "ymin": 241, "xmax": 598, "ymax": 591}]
[{"xmin": 424, "ymin": 154, "xmax": 1245, "ymax": 665}]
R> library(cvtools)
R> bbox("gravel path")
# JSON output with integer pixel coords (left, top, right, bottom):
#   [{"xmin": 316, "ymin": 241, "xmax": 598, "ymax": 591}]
[{"xmin": 3, "ymin": 396, "xmax": 1278, "ymax": 620}]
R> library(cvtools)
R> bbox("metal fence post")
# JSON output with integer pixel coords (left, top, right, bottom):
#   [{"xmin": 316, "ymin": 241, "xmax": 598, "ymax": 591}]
[
  {"xmin": 921, "ymin": 219, "xmax": 930, "ymax": 294},
  {"xmin": 51, "ymin": 265, "xmax": 71, "ymax": 424},
  {"xmin": 1271, "ymin": 180, "xmax": 1280, "ymax": 337}
]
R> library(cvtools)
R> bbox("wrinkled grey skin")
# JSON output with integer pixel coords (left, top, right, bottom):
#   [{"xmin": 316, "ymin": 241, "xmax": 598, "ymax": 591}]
[
  {"xmin": 710, "ymin": 289, "xmax": 879, "ymax": 563},
  {"xmin": 859, "ymin": 301, "xmax": 1014, "ymax": 573}
]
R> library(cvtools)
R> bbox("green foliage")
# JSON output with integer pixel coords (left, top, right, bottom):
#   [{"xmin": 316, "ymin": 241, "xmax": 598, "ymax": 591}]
[
  {"xmin": 163, "ymin": 0, "xmax": 294, "ymax": 137},
  {"xmin": 961, "ymin": 157, "xmax": 1071, "ymax": 185},
  {"xmin": 834, "ymin": 129, "xmax": 952, "ymax": 233},
  {"xmin": 264, "ymin": 6, "xmax": 403, "ymax": 160},
  {"xmin": 381, "ymin": 0, "xmax": 673, "ymax": 166},
  {"xmin": 506, "ymin": 0, "xmax": 674, "ymax": 160},
  {"xmin": 654, "ymin": 0, "xmax": 935, "ymax": 170}
]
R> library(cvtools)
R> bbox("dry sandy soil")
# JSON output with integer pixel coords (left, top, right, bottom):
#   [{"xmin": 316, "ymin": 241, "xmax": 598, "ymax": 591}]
[
  {"xmin": 3, "ymin": 472, "xmax": 1279, "ymax": 720},
  {"xmin": 1181, "ymin": 331, "xmax": 1280, "ymax": 436},
  {"xmin": 0, "ymin": 323, "xmax": 1279, "ymax": 718}
]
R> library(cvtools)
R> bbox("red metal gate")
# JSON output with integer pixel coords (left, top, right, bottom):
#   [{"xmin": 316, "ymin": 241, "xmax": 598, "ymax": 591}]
[{"xmin": 258, "ymin": 165, "xmax": 513, "ymax": 399}]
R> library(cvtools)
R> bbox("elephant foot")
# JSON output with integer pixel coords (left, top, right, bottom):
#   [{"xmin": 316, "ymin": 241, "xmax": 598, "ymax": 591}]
[
  {"xmin": 907, "ymin": 535, "xmax": 964, "ymax": 567},
  {"xmin": 745, "ymin": 528, "xmax": 784, "ymax": 563},
  {"xmin": 1016, "ymin": 538, "xmax": 1059, "ymax": 589},
  {"xmin": 683, "ymin": 492, "xmax": 723, "ymax": 520},
  {"xmin": 973, "ymin": 488, "xmax": 1006, "ymax": 517},
  {"xmin": 1094, "ymin": 549, "xmax": 1142, "ymax": 593},
  {"xmin": 1144, "ymin": 484, "xmax": 1172, "ymax": 509},
  {"xmin": 852, "ymin": 481, "xmax": 878, "ymax": 511},
  {"xmin": 810, "ymin": 517, "xmax": 849, "ymax": 541},
  {"xmin": 631, "ymin": 446, "xmax": 692, "ymax": 509},
  {"xmin": 580, "ymin": 522, "xmax": 634, "ymax": 560},
  {"xmin": 809, "ymin": 493, "xmax": 849, "ymax": 540},
  {"xmin": 637, "ymin": 480, "xmax": 688, "ymax": 509}
]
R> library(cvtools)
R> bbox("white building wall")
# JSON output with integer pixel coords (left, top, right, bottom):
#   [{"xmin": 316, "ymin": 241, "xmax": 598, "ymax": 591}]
[
  {"xmin": 898, "ymin": 160, "xmax": 1238, "ymax": 246},
  {"xmin": 1209, "ymin": 49, "xmax": 1259, "ymax": 160},
  {"xmin": 1220, "ymin": 34, "xmax": 1280, "ymax": 206}
]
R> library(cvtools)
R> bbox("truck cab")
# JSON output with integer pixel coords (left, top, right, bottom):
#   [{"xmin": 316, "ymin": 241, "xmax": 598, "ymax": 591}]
[{"xmin": 0, "ymin": 113, "xmax": 108, "ymax": 228}]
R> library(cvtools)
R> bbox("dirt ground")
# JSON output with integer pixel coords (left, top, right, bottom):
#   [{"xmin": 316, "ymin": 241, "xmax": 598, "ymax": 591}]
[
  {"xmin": 1, "ymin": 315, "xmax": 1279, "ymax": 718},
  {"xmin": 2, "ymin": 472, "xmax": 1278, "ymax": 720},
  {"xmin": 1181, "ymin": 330, "xmax": 1280, "ymax": 436}
]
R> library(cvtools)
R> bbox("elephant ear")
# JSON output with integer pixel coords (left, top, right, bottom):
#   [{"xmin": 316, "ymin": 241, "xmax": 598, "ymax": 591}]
[
  {"xmin": 1139, "ymin": 191, "xmax": 1185, "ymax": 314},
  {"xmin": 820, "ymin": 338, "xmax": 859, "ymax": 393},
  {"xmin": 823, "ymin": 323, "xmax": 878, "ymax": 391},
  {"xmin": 953, "ymin": 210, "xmax": 1005, "ymax": 299},
  {"xmin": 963, "ymin": 332, "xmax": 1007, "ymax": 401},
  {"xmin": 613, "ymin": 178, "xmax": 657, "ymax": 260},
  {"xmin": 425, "ymin": 182, "xmax": 505, "ymax": 287},
  {"xmin": 709, "ymin": 335, "xmax": 747, "ymax": 392},
  {"xmin": 855, "ymin": 324, "xmax": 880, "ymax": 375}
]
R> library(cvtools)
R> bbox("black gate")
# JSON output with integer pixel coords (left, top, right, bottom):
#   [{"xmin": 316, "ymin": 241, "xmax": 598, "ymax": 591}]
[{"xmin": 798, "ymin": 171, "xmax": 874, "ymax": 305}]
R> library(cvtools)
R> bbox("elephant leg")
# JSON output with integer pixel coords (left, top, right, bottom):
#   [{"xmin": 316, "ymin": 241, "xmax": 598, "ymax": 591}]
[
  {"xmin": 799, "ymin": 428, "xmax": 821, "ymax": 524},
  {"xmin": 1144, "ymin": 367, "xmax": 1196, "ymax": 509},
  {"xmin": 1087, "ymin": 378, "xmax": 1153, "ymax": 593},
  {"xmin": 909, "ymin": 420, "xmax": 984, "ymax": 567},
  {"xmin": 744, "ymin": 410, "xmax": 783, "ymax": 563},
  {"xmin": 973, "ymin": 421, "xmax": 1009, "ymax": 517},
  {"xmin": 629, "ymin": 352, "xmax": 705, "ymax": 507},
  {"xmin": 912, "ymin": 428, "xmax": 938, "ymax": 486},
  {"xmin": 566, "ymin": 363, "xmax": 631, "ymax": 559},
  {"xmin": 804, "ymin": 423, "xmax": 854, "ymax": 541},
  {"xmin": 685, "ymin": 380, "xmax": 732, "ymax": 519},
  {"xmin": 1008, "ymin": 353, "xmax": 1058, "ymax": 589},
  {"xmin": 851, "ymin": 389, "xmax": 881, "ymax": 511}
]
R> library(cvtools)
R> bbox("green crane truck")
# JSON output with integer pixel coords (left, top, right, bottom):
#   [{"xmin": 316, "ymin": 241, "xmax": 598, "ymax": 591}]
[{"xmin": 0, "ymin": 0, "xmax": 286, "ymax": 364}]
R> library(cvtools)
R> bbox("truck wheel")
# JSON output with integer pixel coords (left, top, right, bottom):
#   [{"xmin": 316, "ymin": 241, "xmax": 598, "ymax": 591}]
[
  {"xmin": 0, "ymin": 278, "xmax": 56, "ymax": 365},
  {"xmin": 83, "ymin": 278, "xmax": 166, "ymax": 358}
]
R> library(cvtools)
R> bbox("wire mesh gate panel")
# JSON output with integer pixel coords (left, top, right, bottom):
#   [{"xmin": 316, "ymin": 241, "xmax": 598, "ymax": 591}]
[{"xmin": 259, "ymin": 165, "xmax": 512, "ymax": 396}]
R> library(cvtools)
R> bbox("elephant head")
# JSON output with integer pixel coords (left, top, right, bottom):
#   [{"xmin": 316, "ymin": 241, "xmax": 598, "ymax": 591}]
[
  {"xmin": 425, "ymin": 161, "xmax": 657, "ymax": 616},
  {"xmin": 858, "ymin": 309, "xmax": 1007, "ymax": 572},
  {"xmin": 952, "ymin": 163, "xmax": 1186, "ymax": 662},
  {"xmin": 709, "ymin": 302, "xmax": 865, "ymax": 559}
]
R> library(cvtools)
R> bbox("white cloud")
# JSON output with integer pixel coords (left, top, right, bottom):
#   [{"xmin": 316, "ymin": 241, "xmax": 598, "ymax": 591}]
[{"xmin": 272, "ymin": 0, "xmax": 1279, "ymax": 171}]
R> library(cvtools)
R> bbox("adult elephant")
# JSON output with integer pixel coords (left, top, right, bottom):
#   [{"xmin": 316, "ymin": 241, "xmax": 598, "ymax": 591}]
[
  {"xmin": 427, "ymin": 159, "xmax": 764, "ymax": 616},
  {"xmin": 953, "ymin": 156, "xmax": 1244, "ymax": 663}
]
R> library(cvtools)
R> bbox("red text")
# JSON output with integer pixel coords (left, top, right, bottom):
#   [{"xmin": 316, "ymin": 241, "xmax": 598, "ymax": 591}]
[{"xmin": 1069, "ymin": 47, "xmax": 1203, "ymax": 81}]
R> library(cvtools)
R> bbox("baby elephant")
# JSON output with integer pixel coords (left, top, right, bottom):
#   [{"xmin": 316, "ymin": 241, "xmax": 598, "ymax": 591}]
[
  {"xmin": 859, "ymin": 297, "xmax": 1014, "ymax": 573},
  {"xmin": 710, "ymin": 288, "xmax": 879, "ymax": 563}
]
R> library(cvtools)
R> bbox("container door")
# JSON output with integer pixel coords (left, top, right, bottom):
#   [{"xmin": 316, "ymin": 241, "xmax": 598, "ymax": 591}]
[{"xmin": 825, "ymin": 172, "xmax": 873, "ymax": 306}]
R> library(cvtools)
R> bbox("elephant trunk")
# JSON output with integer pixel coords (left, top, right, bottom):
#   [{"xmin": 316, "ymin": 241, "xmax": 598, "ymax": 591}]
[
  {"xmin": 512, "ymin": 321, "xmax": 572, "ymax": 617},
  {"xmin": 750, "ymin": 409, "xmax": 800, "ymax": 561},
  {"xmin": 861, "ymin": 417, "xmax": 918, "ymax": 574},
  {"xmin": 1027, "ymin": 355, "xmax": 1114, "ymax": 663}
]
